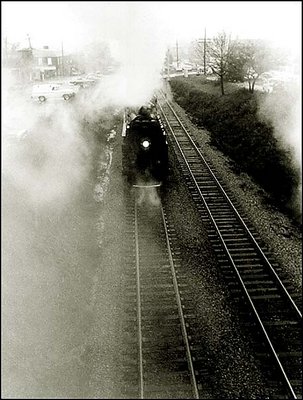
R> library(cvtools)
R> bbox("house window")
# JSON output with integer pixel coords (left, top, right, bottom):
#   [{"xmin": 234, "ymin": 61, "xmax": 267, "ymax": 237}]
[
  {"xmin": 38, "ymin": 58, "xmax": 43, "ymax": 66},
  {"xmin": 47, "ymin": 58, "xmax": 52, "ymax": 66}
]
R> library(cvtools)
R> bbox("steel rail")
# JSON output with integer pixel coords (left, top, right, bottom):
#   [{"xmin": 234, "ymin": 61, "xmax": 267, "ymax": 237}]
[
  {"xmin": 135, "ymin": 201, "xmax": 144, "ymax": 398},
  {"xmin": 134, "ymin": 199, "xmax": 199, "ymax": 398},
  {"xmin": 161, "ymin": 206, "xmax": 200, "ymax": 399},
  {"xmin": 158, "ymin": 95, "xmax": 299, "ymax": 399},
  {"xmin": 159, "ymin": 94, "xmax": 301, "ymax": 320}
]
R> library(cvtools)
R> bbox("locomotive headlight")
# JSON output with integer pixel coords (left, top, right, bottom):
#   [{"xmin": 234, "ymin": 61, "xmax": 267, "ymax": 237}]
[{"xmin": 141, "ymin": 139, "xmax": 151, "ymax": 149}]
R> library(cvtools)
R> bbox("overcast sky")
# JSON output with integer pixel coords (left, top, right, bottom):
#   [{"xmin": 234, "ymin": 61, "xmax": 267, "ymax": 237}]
[{"xmin": 2, "ymin": 1, "xmax": 301, "ymax": 58}]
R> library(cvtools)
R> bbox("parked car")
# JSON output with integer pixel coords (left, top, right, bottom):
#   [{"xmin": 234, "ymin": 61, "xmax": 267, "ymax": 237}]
[
  {"xmin": 86, "ymin": 72, "xmax": 102, "ymax": 80},
  {"xmin": 68, "ymin": 77, "xmax": 96, "ymax": 88},
  {"xmin": 31, "ymin": 83, "xmax": 77, "ymax": 103},
  {"xmin": 182, "ymin": 63, "xmax": 193, "ymax": 71}
]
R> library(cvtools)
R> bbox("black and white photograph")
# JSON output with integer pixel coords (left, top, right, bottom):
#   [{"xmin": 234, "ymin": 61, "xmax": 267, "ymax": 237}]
[{"xmin": 2, "ymin": 1, "xmax": 302, "ymax": 398}]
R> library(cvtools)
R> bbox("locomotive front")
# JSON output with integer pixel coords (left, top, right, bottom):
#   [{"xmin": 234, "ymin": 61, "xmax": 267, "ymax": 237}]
[{"xmin": 122, "ymin": 107, "xmax": 168, "ymax": 188}]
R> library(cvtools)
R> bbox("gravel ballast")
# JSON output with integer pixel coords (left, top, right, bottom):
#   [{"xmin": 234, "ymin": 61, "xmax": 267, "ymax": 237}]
[{"xmin": 165, "ymin": 90, "xmax": 302, "ymax": 294}]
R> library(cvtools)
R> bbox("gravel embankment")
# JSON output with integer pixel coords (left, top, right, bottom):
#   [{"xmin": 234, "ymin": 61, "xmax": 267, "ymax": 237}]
[
  {"xmin": 166, "ymin": 91, "xmax": 302, "ymax": 294},
  {"xmin": 93, "ymin": 101, "xmax": 301, "ymax": 398},
  {"xmin": 159, "ymin": 90, "xmax": 302, "ymax": 398}
]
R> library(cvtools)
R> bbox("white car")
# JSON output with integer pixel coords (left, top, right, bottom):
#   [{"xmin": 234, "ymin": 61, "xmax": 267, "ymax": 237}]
[
  {"xmin": 69, "ymin": 77, "xmax": 96, "ymax": 88},
  {"xmin": 86, "ymin": 72, "xmax": 102, "ymax": 80},
  {"xmin": 31, "ymin": 83, "xmax": 77, "ymax": 103},
  {"xmin": 182, "ymin": 63, "xmax": 193, "ymax": 71}
]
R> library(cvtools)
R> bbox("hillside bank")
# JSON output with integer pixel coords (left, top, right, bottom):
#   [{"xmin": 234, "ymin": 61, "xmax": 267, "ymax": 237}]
[{"xmin": 169, "ymin": 76, "xmax": 301, "ymax": 223}]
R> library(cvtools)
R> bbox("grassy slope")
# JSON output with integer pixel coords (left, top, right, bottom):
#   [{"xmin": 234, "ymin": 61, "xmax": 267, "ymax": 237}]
[{"xmin": 169, "ymin": 76, "xmax": 300, "ymax": 218}]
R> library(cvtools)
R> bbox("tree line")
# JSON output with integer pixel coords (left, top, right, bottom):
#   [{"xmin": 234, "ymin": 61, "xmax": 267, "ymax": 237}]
[{"xmin": 193, "ymin": 31, "xmax": 286, "ymax": 95}]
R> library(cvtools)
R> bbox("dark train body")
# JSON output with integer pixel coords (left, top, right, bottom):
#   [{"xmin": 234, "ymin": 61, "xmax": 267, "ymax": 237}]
[{"xmin": 122, "ymin": 105, "xmax": 168, "ymax": 188}]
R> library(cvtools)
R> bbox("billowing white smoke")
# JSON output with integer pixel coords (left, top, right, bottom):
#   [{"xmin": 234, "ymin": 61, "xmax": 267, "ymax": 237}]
[
  {"xmin": 70, "ymin": 2, "xmax": 168, "ymax": 111},
  {"xmin": 2, "ymin": 71, "xmax": 91, "ymax": 210},
  {"xmin": 112, "ymin": 23, "xmax": 166, "ymax": 107},
  {"xmin": 3, "ymin": 108, "xmax": 89, "ymax": 209},
  {"xmin": 2, "ymin": 2, "xmax": 171, "ymax": 211},
  {"xmin": 257, "ymin": 80, "xmax": 302, "ymax": 217}
]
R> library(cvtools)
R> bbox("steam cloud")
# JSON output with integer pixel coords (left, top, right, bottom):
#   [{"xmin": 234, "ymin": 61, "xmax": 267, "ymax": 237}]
[
  {"xmin": 257, "ymin": 81, "xmax": 302, "ymax": 216},
  {"xmin": 3, "ymin": 88, "xmax": 89, "ymax": 209},
  {"xmin": 2, "ymin": 17, "xmax": 167, "ymax": 209},
  {"xmin": 2, "ymin": 3, "xmax": 301, "ymax": 398}
]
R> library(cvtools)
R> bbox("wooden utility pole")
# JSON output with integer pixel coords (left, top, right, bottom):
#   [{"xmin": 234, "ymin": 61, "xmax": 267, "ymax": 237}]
[
  {"xmin": 27, "ymin": 33, "xmax": 32, "ymax": 49},
  {"xmin": 203, "ymin": 28, "xmax": 206, "ymax": 75},
  {"xmin": 61, "ymin": 41, "xmax": 64, "ymax": 76},
  {"xmin": 4, "ymin": 36, "xmax": 8, "ymax": 63},
  {"xmin": 167, "ymin": 47, "xmax": 170, "ymax": 81}
]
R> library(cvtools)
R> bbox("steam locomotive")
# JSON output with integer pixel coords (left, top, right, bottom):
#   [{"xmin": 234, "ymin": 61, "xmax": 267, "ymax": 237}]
[{"xmin": 122, "ymin": 101, "xmax": 168, "ymax": 188}]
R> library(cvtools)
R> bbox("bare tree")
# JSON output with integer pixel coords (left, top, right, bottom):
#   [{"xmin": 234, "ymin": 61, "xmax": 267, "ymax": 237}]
[
  {"xmin": 242, "ymin": 40, "xmax": 276, "ymax": 93},
  {"xmin": 82, "ymin": 41, "xmax": 114, "ymax": 73},
  {"xmin": 225, "ymin": 42, "xmax": 247, "ymax": 83},
  {"xmin": 207, "ymin": 31, "xmax": 234, "ymax": 95},
  {"xmin": 2, "ymin": 39, "xmax": 20, "ymax": 68}
]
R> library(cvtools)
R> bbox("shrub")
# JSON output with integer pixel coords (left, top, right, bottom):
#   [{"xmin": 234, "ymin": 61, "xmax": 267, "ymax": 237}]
[{"xmin": 169, "ymin": 78, "xmax": 300, "ymax": 215}]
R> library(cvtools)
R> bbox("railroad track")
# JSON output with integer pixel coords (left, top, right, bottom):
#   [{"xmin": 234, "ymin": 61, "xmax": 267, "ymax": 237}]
[
  {"xmin": 120, "ymin": 188, "xmax": 217, "ymax": 399},
  {"xmin": 157, "ymin": 93, "xmax": 302, "ymax": 399}
]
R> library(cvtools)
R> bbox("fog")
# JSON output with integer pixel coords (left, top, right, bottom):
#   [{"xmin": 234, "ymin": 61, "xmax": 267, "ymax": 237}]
[
  {"xmin": 2, "ymin": 0, "xmax": 301, "ymax": 298},
  {"xmin": 3, "ymin": 106, "xmax": 88, "ymax": 206},
  {"xmin": 3, "ymin": 2, "xmax": 301, "ymax": 52},
  {"xmin": 2, "ymin": 1, "xmax": 301, "ymax": 290},
  {"xmin": 258, "ymin": 81, "xmax": 302, "ymax": 215},
  {"xmin": 2, "ymin": 74, "xmax": 122, "ymax": 399},
  {"xmin": 3, "ymin": 1, "xmax": 301, "ymax": 127},
  {"xmin": 2, "ymin": 1, "xmax": 301, "ymax": 397}
]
